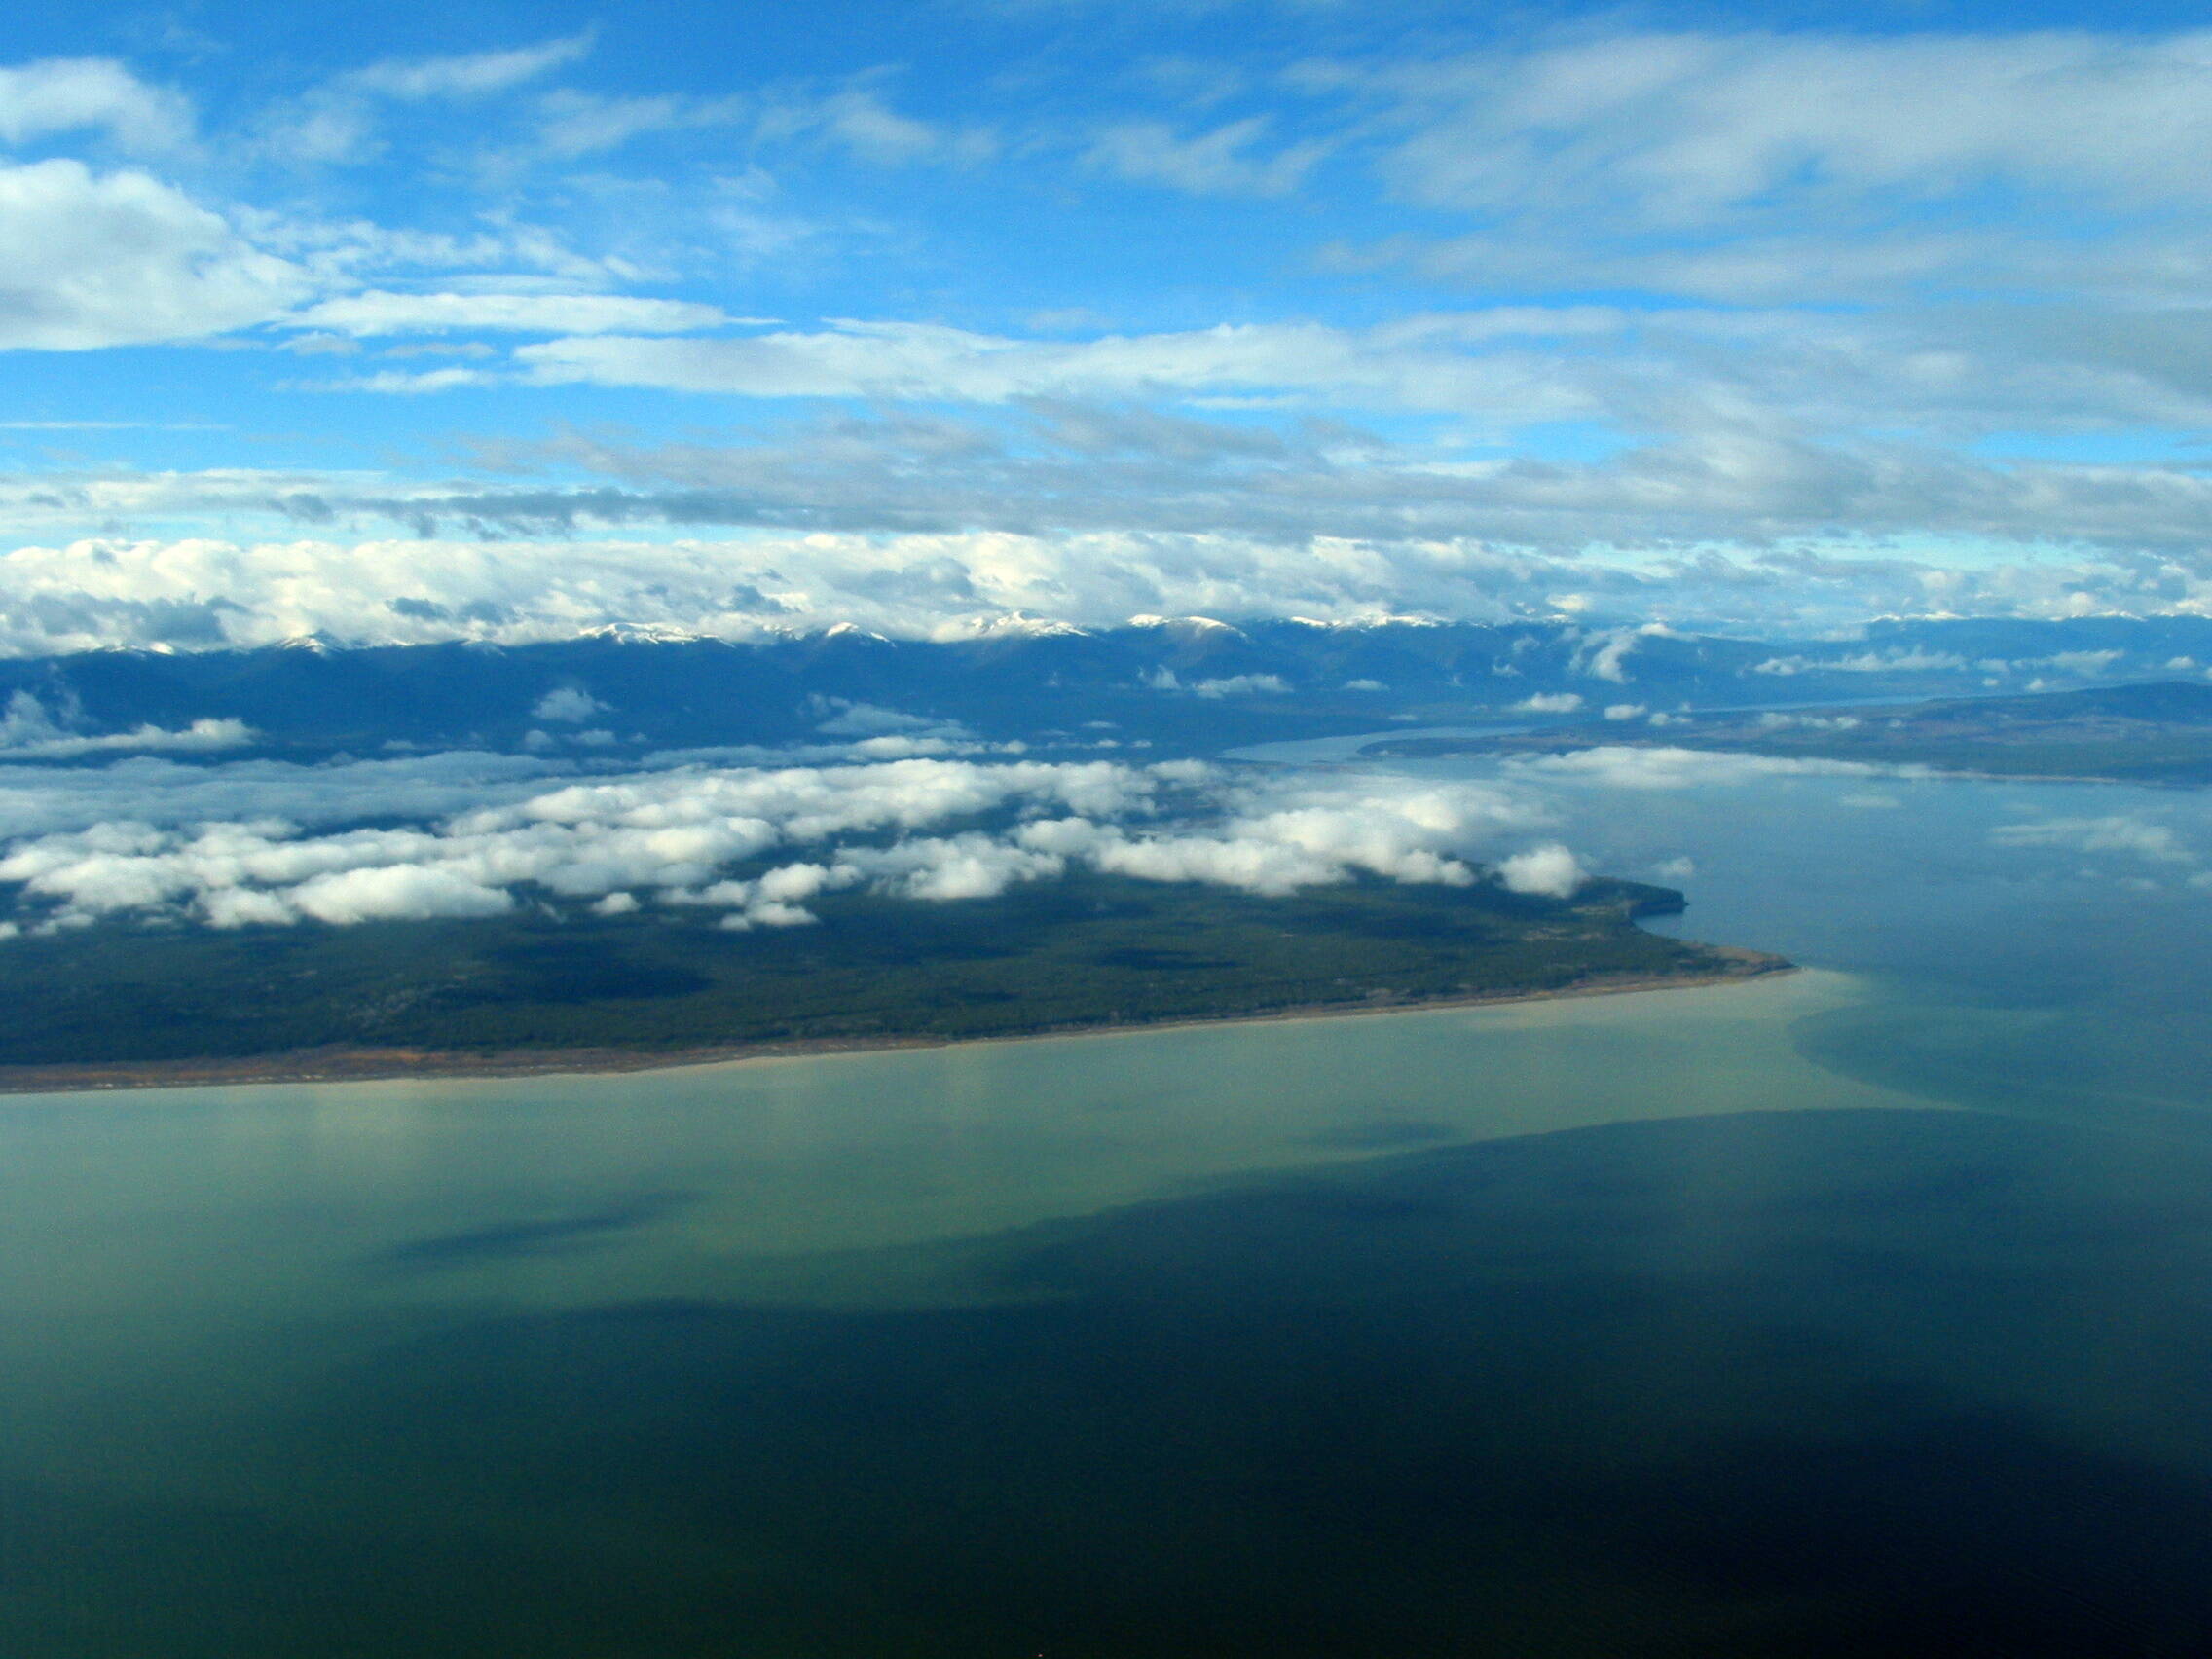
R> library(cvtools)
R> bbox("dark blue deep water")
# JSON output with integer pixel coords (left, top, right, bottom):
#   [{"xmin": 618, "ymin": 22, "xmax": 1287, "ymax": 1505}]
[{"xmin": 5, "ymin": 760, "xmax": 2212, "ymax": 1656}]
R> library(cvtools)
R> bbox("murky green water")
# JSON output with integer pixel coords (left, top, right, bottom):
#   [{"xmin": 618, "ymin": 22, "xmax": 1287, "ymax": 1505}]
[{"xmin": 5, "ymin": 759, "xmax": 2212, "ymax": 1655}]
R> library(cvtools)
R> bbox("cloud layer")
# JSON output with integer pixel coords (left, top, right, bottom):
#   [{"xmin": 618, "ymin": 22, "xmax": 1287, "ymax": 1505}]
[
  {"xmin": 3, "ymin": 520, "xmax": 2207, "ymax": 658},
  {"xmin": 0, "ymin": 750, "xmax": 1568, "ymax": 934},
  {"xmin": 6, "ymin": 20, "xmax": 2212, "ymax": 645}
]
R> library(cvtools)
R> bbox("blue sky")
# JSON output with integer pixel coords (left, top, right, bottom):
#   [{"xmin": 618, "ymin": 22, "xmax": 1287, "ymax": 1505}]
[{"xmin": 5, "ymin": 0, "xmax": 2212, "ymax": 650}]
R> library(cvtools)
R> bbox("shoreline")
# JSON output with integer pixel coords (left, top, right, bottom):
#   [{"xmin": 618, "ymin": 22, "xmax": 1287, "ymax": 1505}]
[{"xmin": 0, "ymin": 952, "xmax": 1793, "ymax": 1099}]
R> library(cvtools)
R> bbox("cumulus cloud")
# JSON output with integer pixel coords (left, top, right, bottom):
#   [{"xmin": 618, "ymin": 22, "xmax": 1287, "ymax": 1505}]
[
  {"xmin": 1014, "ymin": 774, "xmax": 1545, "ymax": 897},
  {"xmin": 1497, "ymin": 841, "xmax": 1586, "ymax": 898},
  {"xmin": 286, "ymin": 864, "xmax": 514, "ymax": 924},
  {"xmin": 530, "ymin": 686, "xmax": 608, "ymax": 723},
  {"xmin": 1514, "ymin": 692, "xmax": 1583, "ymax": 713},
  {"xmin": 0, "ymin": 160, "xmax": 308, "ymax": 349},
  {"xmin": 0, "ymin": 749, "xmax": 1579, "ymax": 932},
  {"xmin": 0, "ymin": 755, "xmax": 1165, "ymax": 928},
  {"xmin": 1192, "ymin": 673, "xmax": 1289, "ymax": 698},
  {"xmin": 1574, "ymin": 628, "xmax": 1646, "ymax": 683}
]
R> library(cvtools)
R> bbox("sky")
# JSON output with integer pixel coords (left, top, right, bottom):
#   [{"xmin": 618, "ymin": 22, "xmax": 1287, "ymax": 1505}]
[{"xmin": 8, "ymin": 0, "xmax": 2212, "ymax": 650}]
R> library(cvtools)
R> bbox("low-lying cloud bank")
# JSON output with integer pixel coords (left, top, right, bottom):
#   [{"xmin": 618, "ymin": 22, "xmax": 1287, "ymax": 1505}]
[
  {"xmin": 0, "ymin": 690, "xmax": 254, "ymax": 759},
  {"xmin": 1504, "ymin": 745, "xmax": 1923, "ymax": 790},
  {"xmin": 1988, "ymin": 813, "xmax": 2198, "ymax": 866},
  {"xmin": 4, "ymin": 515, "xmax": 2212, "ymax": 659},
  {"xmin": 0, "ymin": 752, "xmax": 1578, "ymax": 935}
]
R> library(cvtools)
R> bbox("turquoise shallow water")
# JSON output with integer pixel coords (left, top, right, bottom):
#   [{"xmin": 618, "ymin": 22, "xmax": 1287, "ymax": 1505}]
[{"xmin": 4, "ymin": 759, "xmax": 2212, "ymax": 1655}]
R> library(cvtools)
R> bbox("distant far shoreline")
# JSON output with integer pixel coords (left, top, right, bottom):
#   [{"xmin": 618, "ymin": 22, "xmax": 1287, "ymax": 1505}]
[{"xmin": 0, "ymin": 951, "xmax": 1791, "ymax": 1098}]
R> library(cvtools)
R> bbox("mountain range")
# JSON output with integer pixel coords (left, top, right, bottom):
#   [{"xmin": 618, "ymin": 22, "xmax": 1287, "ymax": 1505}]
[{"xmin": 5, "ymin": 613, "xmax": 2212, "ymax": 759}]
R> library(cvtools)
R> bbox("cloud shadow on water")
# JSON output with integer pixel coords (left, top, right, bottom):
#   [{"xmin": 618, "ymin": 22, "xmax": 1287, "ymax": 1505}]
[
  {"xmin": 227, "ymin": 1108, "xmax": 2212, "ymax": 1658},
  {"xmin": 365, "ymin": 1189, "xmax": 702, "ymax": 1271}
]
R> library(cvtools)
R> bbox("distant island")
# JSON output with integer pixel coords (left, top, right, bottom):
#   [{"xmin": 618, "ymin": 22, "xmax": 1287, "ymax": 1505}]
[
  {"xmin": 0, "ymin": 871, "xmax": 1784, "ymax": 1093},
  {"xmin": 1367, "ymin": 680, "xmax": 2212, "ymax": 784}
]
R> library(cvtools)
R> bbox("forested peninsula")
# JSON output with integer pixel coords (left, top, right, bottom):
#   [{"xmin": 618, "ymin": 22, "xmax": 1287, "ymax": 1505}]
[{"xmin": 0, "ymin": 871, "xmax": 1784, "ymax": 1093}]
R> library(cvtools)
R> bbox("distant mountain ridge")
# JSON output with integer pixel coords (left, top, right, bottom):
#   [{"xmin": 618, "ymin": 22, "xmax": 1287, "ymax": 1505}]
[{"xmin": 2, "ymin": 614, "xmax": 2210, "ymax": 759}]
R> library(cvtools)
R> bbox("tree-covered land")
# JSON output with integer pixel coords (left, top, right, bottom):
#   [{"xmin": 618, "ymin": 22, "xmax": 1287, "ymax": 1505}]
[{"xmin": 0, "ymin": 871, "xmax": 1767, "ymax": 1080}]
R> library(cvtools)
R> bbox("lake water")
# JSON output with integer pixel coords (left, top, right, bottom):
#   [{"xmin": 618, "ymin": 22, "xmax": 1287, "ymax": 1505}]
[{"xmin": 5, "ymin": 754, "xmax": 2212, "ymax": 1655}]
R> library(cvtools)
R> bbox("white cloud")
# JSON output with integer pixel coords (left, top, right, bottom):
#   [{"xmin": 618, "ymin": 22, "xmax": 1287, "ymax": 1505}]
[
  {"xmin": 809, "ymin": 698, "xmax": 953, "ymax": 737},
  {"xmin": 0, "ymin": 749, "xmax": 569, "ymax": 843},
  {"xmin": 1335, "ymin": 28, "xmax": 2212, "ymax": 305},
  {"xmin": 1755, "ymin": 712, "xmax": 1860, "ymax": 731},
  {"xmin": 1511, "ymin": 744, "xmax": 1904, "ymax": 789},
  {"xmin": 1086, "ymin": 116, "xmax": 1329, "ymax": 197},
  {"xmin": 324, "ymin": 366, "xmax": 497, "ymax": 394},
  {"xmin": 0, "ymin": 161, "xmax": 308, "ymax": 350},
  {"xmin": 1988, "ymin": 813, "xmax": 2194, "ymax": 864},
  {"xmin": 529, "ymin": 89, "xmax": 740, "ymax": 158},
  {"xmin": 1575, "ymin": 629, "xmax": 1641, "ymax": 683},
  {"xmin": 1015, "ymin": 775, "xmax": 1540, "ymax": 897},
  {"xmin": 512, "ymin": 314, "xmax": 1603, "ymax": 416},
  {"xmin": 349, "ymin": 36, "xmax": 595, "ymax": 102},
  {"xmin": 9, "ymin": 29, "xmax": 2212, "ymax": 613},
  {"xmin": 0, "ymin": 690, "xmax": 253, "ymax": 758},
  {"xmin": 0, "ymin": 755, "xmax": 1166, "ymax": 927},
  {"xmin": 1752, "ymin": 648, "xmax": 1969, "ymax": 676},
  {"xmin": 287, "ymin": 290, "xmax": 733, "ymax": 337},
  {"xmin": 753, "ymin": 83, "xmax": 994, "ymax": 166},
  {"xmin": 1515, "ymin": 692, "xmax": 1583, "ymax": 713},
  {"xmin": 2, "ymin": 513, "xmax": 2206, "ymax": 662},
  {"xmin": 3, "ymin": 717, "xmax": 254, "ymax": 760},
  {"xmin": 19, "ymin": 28, "xmax": 2212, "ymax": 624},
  {"xmin": 0, "ymin": 58, "xmax": 192, "ymax": 152},
  {"xmin": 1192, "ymin": 673, "xmax": 1290, "ymax": 698},
  {"xmin": 59, "ymin": 300, "xmax": 2212, "ymax": 580},
  {"xmin": 531, "ymin": 686, "xmax": 608, "ymax": 723},
  {"xmin": 285, "ymin": 864, "xmax": 514, "ymax": 924},
  {"xmin": 1497, "ymin": 841, "xmax": 1587, "ymax": 898},
  {"xmin": 831, "ymin": 832, "xmax": 1067, "ymax": 902},
  {"xmin": 0, "ymin": 752, "xmax": 1571, "ymax": 932}
]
